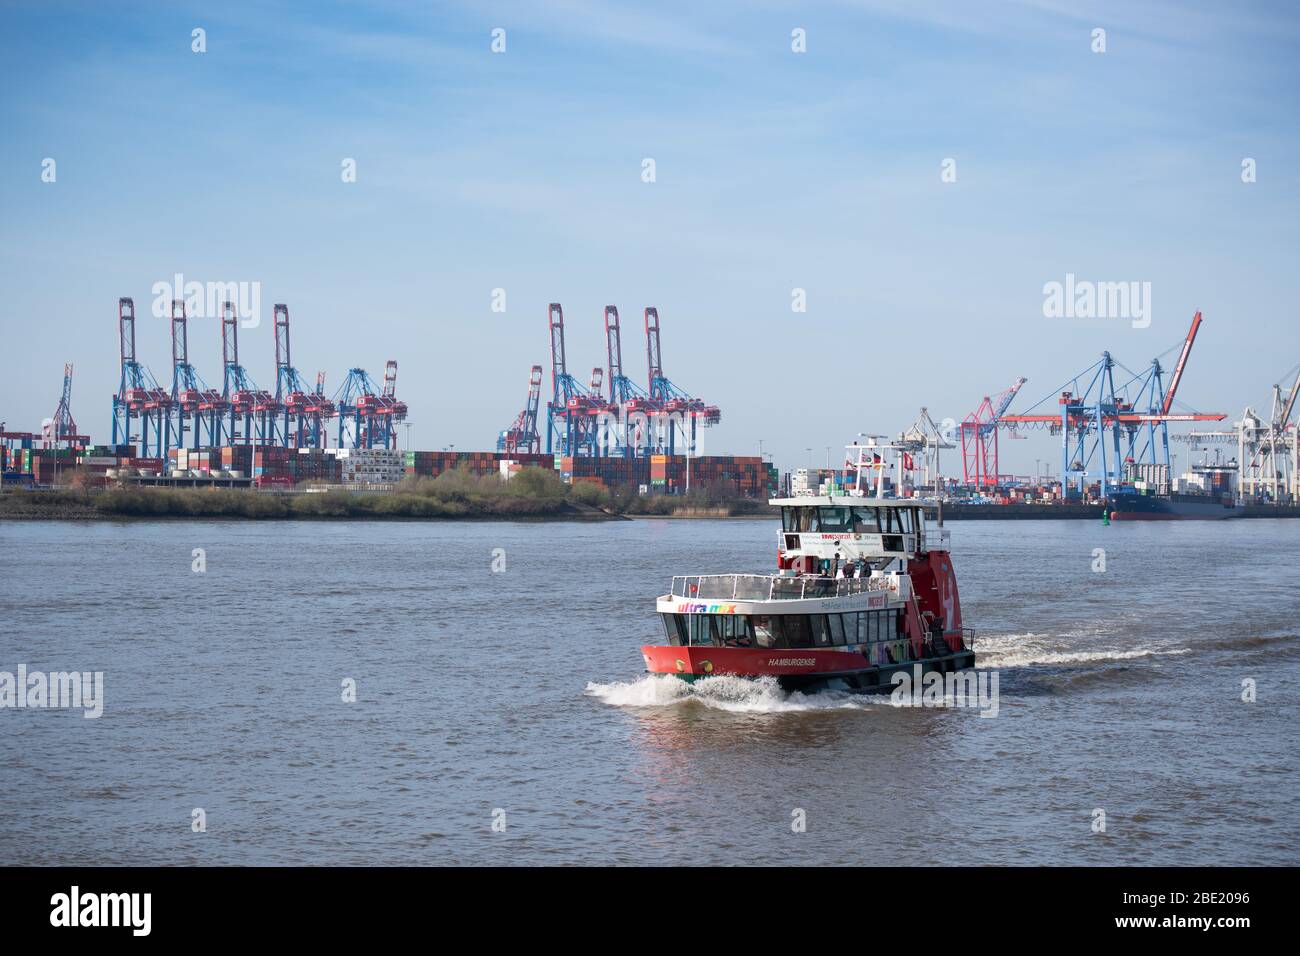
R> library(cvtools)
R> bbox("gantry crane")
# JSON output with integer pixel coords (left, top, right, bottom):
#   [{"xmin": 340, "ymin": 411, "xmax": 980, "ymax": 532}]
[
  {"xmin": 498, "ymin": 365, "xmax": 544, "ymax": 454},
  {"xmin": 168, "ymin": 299, "xmax": 216, "ymax": 452},
  {"xmin": 273, "ymin": 304, "xmax": 334, "ymax": 447},
  {"xmin": 960, "ymin": 377, "xmax": 1026, "ymax": 488},
  {"xmin": 644, "ymin": 306, "xmax": 719, "ymax": 456},
  {"xmin": 897, "ymin": 407, "xmax": 955, "ymax": 491},
  {"xmin": 1232, "ymin": 362, "xmax": 1300, "ymax": 501},
  {"xmin": 599, "ymin": 306, "xmax": 659, "ymax": 457},
  {"xmin": 545, "ymin": 303, "xmax": 602, "ymax": 456},
  {"xmin": 999, "ymin": 311, "xmax": 1225, "ymax": 498},
  {"xmin": 112, "ymin": 297, "xmax": 171, "ymax": 457},
  {"xmin": 43, "ymin": 363, "xmax": 89, "ymax": 450},
  {"xmin": 220, "ymin": 299, "xmax": 276, "ymax": 445},
  {"xmin": 332, "ymin": 363, "xmax": 404, "ymax": 448}
]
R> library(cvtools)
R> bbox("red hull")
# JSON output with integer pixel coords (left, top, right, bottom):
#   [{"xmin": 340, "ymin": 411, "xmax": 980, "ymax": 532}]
[{"xmin": 641, "ymin": 644, "xmax": 870, "ymax": 678}]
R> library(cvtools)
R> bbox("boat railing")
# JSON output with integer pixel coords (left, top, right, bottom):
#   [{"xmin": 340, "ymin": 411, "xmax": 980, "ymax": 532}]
[
  {"xmin": 670, "ymin": 574, "xmax": 896, "ymax": 602},
  {"xmin": 775, "ymin": 527, "xmax": 951, "ymax": 555}
]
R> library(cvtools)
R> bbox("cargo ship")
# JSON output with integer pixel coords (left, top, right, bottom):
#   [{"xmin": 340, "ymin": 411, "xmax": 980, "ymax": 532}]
[
  {"xmin": 641, "ymin": 486, "xmax": 975, "ymax": 693},
  {"xmin": 1108, "ymin": 458, "xmax": 1243, "ymax": 520}
]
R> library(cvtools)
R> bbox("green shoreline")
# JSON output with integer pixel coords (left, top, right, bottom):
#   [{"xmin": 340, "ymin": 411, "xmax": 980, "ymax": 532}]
[
  {"xmin": 0, "ymin": 467, "xmax": 773, "ymax": 522},
  {"xmin": 10, "ymin": 474, "xmax": 1290, "ymax": 522}
]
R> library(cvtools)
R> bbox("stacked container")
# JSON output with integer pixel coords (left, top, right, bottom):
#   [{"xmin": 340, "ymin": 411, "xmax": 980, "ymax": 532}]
[
  {"xmin": 404, "ymin": 450, "xmax": 553, "ymax": 480},
  {"xmin": 330, "ymin": 448, "xmax": 406, "ymax": 484}
]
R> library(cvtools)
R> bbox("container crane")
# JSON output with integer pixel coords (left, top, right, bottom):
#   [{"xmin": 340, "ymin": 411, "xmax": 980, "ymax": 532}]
[
  {"xmin": 112, "ymin": 297, "xmax": 170, "ymax": 457},
  {"xmin": 43, "ymin": 363, "xmax": 89, "ymax": 450},
  {"xmin": 960, "ymin": 377, "xmax": 1026, "ymax": 488},
  {"xmin": 168, "ymin": 299, "xmax": 214, "ymax": 452},
  {"xmin": 377, "ymin": 360, "xmax": 409, "ymax": 448},
  {"xmin": 602, "ymin": 305, "xmax": 658, "ymax": 457},
  {"xmin": 497, "ymin": 365, "xmax": 544, "ymax": 454},
  {"xmin": 644, "ymin": 306, "xmax": 719, "ymax": 456},
  {"xmin": 896, "ymin": 407, "xmax": 954, "ymax": 491},
  {"xmin": 306, "ymin": 371, "xmax": 334, "ymax": 449},
  {"xmin": 545, "ymin": 303, "xmax": 601, "ymax": 456},
  {"xmin": 273, "ymin": 304, "xmax": 333, "ymax": 448},
  {"xmin": 999, "ymin": 311, "xmax": 1225, "ymax": 498},
  {"xmin": 1235, "ymin": 362, "xmax": 1300, "ymax": 501},
  {"xmin": 220, "ymin": 299, "xmax": 274, "ymax": 445},
  {"xmin": 333, "ymin": 366, "xmax": 402, "ymax": 448}
]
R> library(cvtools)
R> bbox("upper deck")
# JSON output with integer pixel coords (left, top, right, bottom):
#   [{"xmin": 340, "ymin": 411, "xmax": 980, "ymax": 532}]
[
  {"xmin": 768, "ymin": 496, "xmax": 938, "ymax": 509},
  {"xmin": 658, "ymin": 570, "xmax": 910, "ymax": 616},
  {"xmin": 769, "ymin": 496, "xmax": 949, "ymax": 563},
  {"xmin": 670, "ymin": 572, "xmax": 900, "ymax": 601}
]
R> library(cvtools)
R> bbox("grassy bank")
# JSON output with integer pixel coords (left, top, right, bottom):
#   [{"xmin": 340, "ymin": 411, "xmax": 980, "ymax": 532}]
[
  {"xmin": 585, "ymin": 480, "xmax": 776, "ymax": 518},
  {"xmin": 0, "ymin": 468, "xmax": 610, "ymax": 521},
  {"xmin": 0, "ymin": 467, "xmax": 775, "ymax": 521}
]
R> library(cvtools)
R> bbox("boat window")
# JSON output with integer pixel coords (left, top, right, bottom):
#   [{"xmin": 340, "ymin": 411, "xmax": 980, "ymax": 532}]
[
  {"xmin": 851, "ymin": 507, "xmax": 880, "ymax": 533},
  {"xmin": 687, "ymin": 615, "xmax": 716, "ymax": 647},
  {"xmin": 810, "ymin": 615, "xmax": 831, "ymax": 647},
  {"xmin": 662, "ymin": 614, "xmax": 687, "ymax": 646},
  {"xmin": 818, "ymin": 507, "xmax": 851, "ymax": 532},
  {"xmin": 898, "ymin": 509, "xmax": 917, "ymax": 534},
  {"xmin": 846, "ymin": 612, "xmax": 861, "ymax": 643},
  {"xmin": 781, "ymin": 615, "xmax": 813, "ymax": 648},
  {"xmin": 719, "ymin": 615, "xmax": 753, "ymax": 647},
  {"xmin": 783, "ymin": 508, "xmax": 818, "ymax": 532},
  {"xmin": 828, "ymin": 614, "xmax": 845, "ymax": 645},
  {"xmin": 753, "ymin": 616, "xmax": 778, "ymax": 648},
  {"xmin": 866, "ymin": 609, "xmax": 898, "ymax": 642}
]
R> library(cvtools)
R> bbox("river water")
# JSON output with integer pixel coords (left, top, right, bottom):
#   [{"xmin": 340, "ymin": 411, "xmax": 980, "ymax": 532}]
[{"xmin": 1, "ymin": 516, "xmax": 1296, "ymax": 865}]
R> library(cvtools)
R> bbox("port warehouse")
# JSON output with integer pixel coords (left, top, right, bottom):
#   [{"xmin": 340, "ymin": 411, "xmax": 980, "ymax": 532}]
[{"xmin": 1, "ymin": 297, "xmax": 1296, "ymax": 505}]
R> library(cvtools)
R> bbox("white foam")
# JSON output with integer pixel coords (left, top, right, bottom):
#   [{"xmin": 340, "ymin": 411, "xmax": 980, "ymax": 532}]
[
  {"xmin": 585, "ymin": 674, "xmax": 881, "ymax": 713},
  {"xmin": 974, "ymin": 632, "xmax": 1189, "ymax": 668}
]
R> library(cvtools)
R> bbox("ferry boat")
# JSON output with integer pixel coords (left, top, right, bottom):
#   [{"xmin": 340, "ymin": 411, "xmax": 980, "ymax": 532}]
[{"xmin": 641, "ymin": 482, "xmax": 976, "ymax": 693}]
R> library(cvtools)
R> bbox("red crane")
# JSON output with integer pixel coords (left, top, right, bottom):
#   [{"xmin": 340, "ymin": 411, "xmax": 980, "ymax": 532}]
[
  {"xmin": 960, "ymin": 377, "xmax": 1027, "ymax": 487},
  {"xmin": 1161, "ymin": 310, "xmax": 1202, "ymax": 417}
]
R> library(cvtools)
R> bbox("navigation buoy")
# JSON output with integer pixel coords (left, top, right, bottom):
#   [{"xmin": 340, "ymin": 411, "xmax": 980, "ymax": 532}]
[{"xmin": 1102, "ymin": 510, "xmax": 1111, "ymax": 525}]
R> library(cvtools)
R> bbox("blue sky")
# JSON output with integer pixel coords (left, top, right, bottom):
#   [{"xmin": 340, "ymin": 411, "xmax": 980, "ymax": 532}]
[{"xmin": 2, "ymin": 0, "xmax": 1298, "ymax": 475}]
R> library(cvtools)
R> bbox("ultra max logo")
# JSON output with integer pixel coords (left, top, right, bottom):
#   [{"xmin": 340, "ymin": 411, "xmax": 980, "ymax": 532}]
[{"xmin": 678, "ymin": 602, "xmax": 738, "ymax": 614}]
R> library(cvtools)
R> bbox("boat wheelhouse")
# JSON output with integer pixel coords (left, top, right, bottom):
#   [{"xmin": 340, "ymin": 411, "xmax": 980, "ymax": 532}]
[{"xmin": 643, "ymin": 495, "xmax": 976, "ymax": 693}]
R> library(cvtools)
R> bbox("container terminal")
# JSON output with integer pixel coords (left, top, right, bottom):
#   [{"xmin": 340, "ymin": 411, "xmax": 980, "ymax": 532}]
[{"xmin": 1, "ymin": 299, "xmax": 1297, "ymax": 517}]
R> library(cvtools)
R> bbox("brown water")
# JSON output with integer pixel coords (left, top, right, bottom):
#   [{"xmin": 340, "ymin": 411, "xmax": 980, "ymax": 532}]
[{"xmin": 1, "ymin": 517, "xmax": 1296, "ymax": 864}]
